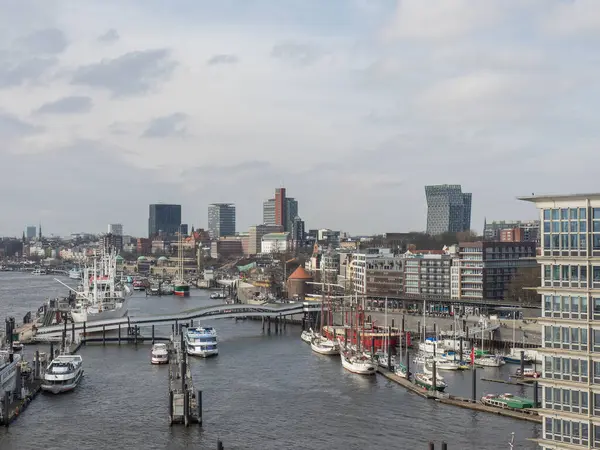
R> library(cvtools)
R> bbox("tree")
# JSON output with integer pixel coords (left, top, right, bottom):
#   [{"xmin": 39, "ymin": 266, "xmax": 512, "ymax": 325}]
[{"xmin": 505, "ymin": 266, "xmax": 540, "ymax": 305}]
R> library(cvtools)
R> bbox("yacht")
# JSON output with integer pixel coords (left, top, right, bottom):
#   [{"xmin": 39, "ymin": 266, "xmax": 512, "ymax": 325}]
[
  {"xmin": 340, "ymin": 351, "xmax": 377, "ymax": 375},
  {"xmin": 300, "ymin": 328, "xmax": 316, "ymax": 344},
  {"xmin": 0, "ymin": 351, "xmax": 22, "ymax": 393},
  {"xmin": 310, "ymin": 336, "xmax": 339, "ymax": 355},
  {"xmin": 420, "ymin": 337, "xmax": 443, "ymax": 354},
  {"xmin": 184, "ymin": 327, "xmax": 218, "ymax": 357},
  {"xmin": 475, "ymin": 355, "xmax": 505, "ymax": 368},
  {"xmin": 151, "ymin": 343, "xmax": 169, "ymax": 364},
  {"xmin": 414, "ymin": 372, "xmax": 447, "ymax": 391},
  {"xmin": 41, "ymin": 354, "xmax": 84, "ymax": 394}
]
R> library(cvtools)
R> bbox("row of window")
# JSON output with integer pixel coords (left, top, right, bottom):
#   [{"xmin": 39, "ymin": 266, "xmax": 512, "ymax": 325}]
[
  {"xmin": 543, "ymin": 326, "xmax": 588, "ymax": 351},
  {"xmin": 543, "ymin": 356, "xmax": 589, "ymax": 382},
  {"xmin": 543, "ymin": 220, "xmax": 589, "ymax": 233},
  {"xmin": 542, "ymin": 207, "xmax": 600, "ymax": 221},
  {"xmin": 544, "ymin": 386, "xmax": 589, "ymax": 414},
  {"xmin": 544, "ymin": 418, "xmax": 590, "ymax": 446},
  {"xmin": 543, "ymin": 233, "xmax": 600, "ymax": 250},
  {"xmin": 543, "ymin": 295, "xmax": 589, "ymax": 320}
]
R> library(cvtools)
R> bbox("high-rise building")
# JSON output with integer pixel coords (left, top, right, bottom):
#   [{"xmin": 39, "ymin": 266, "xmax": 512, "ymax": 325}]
[
  {"xmin": 102, "ymin": 233, "xmax": 123, "ymax": 251},
  {"xmin": 263, "ymin": 190, "xmax": 300, "ymax": 232},
  {"xmin": 291, "ymin": 216, "xmax": 305, "ymax": 248},
  {"xmin": 207, "ymin": 203, "xmax": 236, "ymax": 239},
  {"xmin": 107, "ymin": 223, "xmax": 123, "ymax": 236},
  {"xmin": 425, "ymin": 185, "xmax": 472, "ymax": 235},
  {"xmin": 26, "ymin": 226, "xmax": 36, "ymax": 240},
  {"xmin": 148, "ymin": 204, "xmax": 181, "ymax": 238},
  {"xmin": 248, "ymin": 224, "xmax": 283, "ymax": 255},
  {"xmin": 520, "ymin": 193, "xmax": 600, "ymax": 449}
]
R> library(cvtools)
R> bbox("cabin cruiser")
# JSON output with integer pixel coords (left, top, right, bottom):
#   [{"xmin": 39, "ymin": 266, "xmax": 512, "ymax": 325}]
[
  {"xmin": 41, "ymin": 354, "xmax": 84, "ymax": 394},
  {"xmin": 151, "ymin": 343, "xmax": 169, "ymax": 364},
  {"xmin": 184, "ymin": 327, "xmax": 218, "ymax": 357}
]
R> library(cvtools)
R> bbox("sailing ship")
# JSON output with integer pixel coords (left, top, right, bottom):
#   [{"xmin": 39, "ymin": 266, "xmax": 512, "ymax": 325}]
[
  {"xmin": 310, "ymin": 273, "xmax": 339, "ymax": 356},
  {"xmin": 56, "ymin": 246, "xmax": 132, "ymax": 322},
  {"xmin": 173, "ymin": 227, "xmax": 190, "ymax": 297},
  {"xmin": 340, "ymin": 293, "xmax": 377, "ymax": 375}
]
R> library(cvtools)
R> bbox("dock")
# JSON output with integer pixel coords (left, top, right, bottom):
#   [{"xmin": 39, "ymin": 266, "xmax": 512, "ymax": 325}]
[{"xmin": 168, "ymin": 326, "xmax": 202, "ymax": 426}]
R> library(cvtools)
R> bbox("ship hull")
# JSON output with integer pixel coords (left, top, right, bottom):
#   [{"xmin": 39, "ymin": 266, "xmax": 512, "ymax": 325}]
[{"xmin": 71, "ymin": 297, "xmax": 130, "ymax": 323}]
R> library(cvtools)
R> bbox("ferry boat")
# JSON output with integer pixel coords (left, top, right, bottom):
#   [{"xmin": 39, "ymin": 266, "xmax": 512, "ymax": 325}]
[
  {"xmin": 41, "ymin": 354, "xmax": 84, "ymax": 394},
  {"xmin": 414, "ymin": 372, "xmax": 447, "ymax": 391},
  {"xmin": 150, "ymin": 343, "xmax": 169, "ymax": 364},
  {"xmin": 184, "ymin": 327, "xmax": 218, "ymax": 357},
  {"xmin": 0, "ymin": 351, "xmax": 22, "ymax": 393},
  {"xmin": 310, "ymin": 336, "xmax": 339, "ymax": 355},
  {"xmin": 481, "ymin": 393, "xmax": 534, "ymax": 409}
]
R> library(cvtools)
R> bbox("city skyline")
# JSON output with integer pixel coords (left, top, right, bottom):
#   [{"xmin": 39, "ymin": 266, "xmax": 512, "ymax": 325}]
[{"xmin": 1, "ymin": 1, "xmax": 596, "ymax": 236}]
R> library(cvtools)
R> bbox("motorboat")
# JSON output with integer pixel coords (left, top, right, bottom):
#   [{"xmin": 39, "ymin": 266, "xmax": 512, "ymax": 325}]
[
  {"xmin": 32, "ymin": 268, "xmax": 47, "ymax": 276},
  {"xmin": 11, "ymin": 341, "xmax": 23, "ymax": 352},
  {"xmin": 515, "ymin": 368, "xmax": 541, "ymax": 379},
  {"xmin": 341, "ymin": 351, "xmax": 377, "ymax": 375},
  {"xmin": 0, "ymin": 351, "xmax": 22, "ymax": 393},
  {"xmin": 151, "ymin": 343, "xmax": 169, "ymax": 364},
  {"xmin": 414, "ymin": 372, "xmax": 446, "ymax": 391},
  {"xmin": 68, "ymin": 268, "xmax": 83, "ymax": 280},
  {"xmin": 41, "ymin": 354, "xmax": 84, "ymax": 394},
  {"xmin": 210, "ymin": 292, "xmax": 227, "ymax": 299},
  {"xmin": 310, "ymin": 336, "xmax": 339, "ymax": 355},
  {"xmin": 185, "ymin": 327, "xmax": 218, "ymax": 357},
  {"xmin": 300, "ymin": 328, "xmax": 316, "ymax": 344}
]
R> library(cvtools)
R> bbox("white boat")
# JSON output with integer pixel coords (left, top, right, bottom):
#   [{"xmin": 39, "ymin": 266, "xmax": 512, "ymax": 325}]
[
  {"xmin": 423, "ymin": 361, "xmax": 445, "ymax": 381},
  {"xmin": 341, "ymin": 351, "xmax": 377, "ymax": 375},
  {"xmin": 185, "ymin": 327, "xmax": 218, "ymax": 357},
  {"xmin": 69, "ymin": 268, "xmax": 83, "ymax": 280},
  {"xmin": 151, "ymin": 343, "xmax": 169, "ymax": 364},
  {"xmin": 310, "ymin": 337, "xmax": 339, "ymax": 355},
  {"xmin": 0, "ymin": 351, "xmax": 22, "ymax": 393},
  {"xmin": 414, "ymin": 372, "xmax": 446, "ymax": 391},
  {"xmin": 32, "ymin": 268, "xmax": 47, "ymax": 276},
  {"xmin": 434, "ymin": 359, "xmax": 461, "ymax": 371},
  {"xmin": 420, "ymin": 337, "xmax": 443, "ymax": 354},
  {"xmin": 300, "ymin": 328, "xmax": 315, "ymax": 344},
  {"xmin": 210, "ymin": 292, "xmax": 227, "ymax": 299},
  {"xmin": 57, "ymin": 246, "xmax": 132, "ymax": 323},
  {"xmin": 475, "ymin": 355, "xmax": 505, "ymax": 367},
  {"xmin": 11, "ymin": 341, "xmax": 23, "ymax": 352},
  {"xmin": 41, "ymin": 354, "xmax": 84, "ymax": 394}
]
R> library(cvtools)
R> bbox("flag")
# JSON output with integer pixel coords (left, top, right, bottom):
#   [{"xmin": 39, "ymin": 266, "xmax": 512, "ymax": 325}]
[{"xmin": 470, "ymin": 347, "xmax": 475, "ymax": 365}]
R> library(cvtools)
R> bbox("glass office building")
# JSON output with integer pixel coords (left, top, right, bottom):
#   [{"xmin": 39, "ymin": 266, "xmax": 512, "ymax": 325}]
[{"xmin": 425, "ymin": 185, "xmax": 472, "ymax": 235}]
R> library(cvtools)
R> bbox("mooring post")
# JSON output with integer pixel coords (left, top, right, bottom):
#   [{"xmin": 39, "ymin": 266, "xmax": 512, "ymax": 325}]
[
  {"xmin": 168, "ymin": 390, "xmax": 174, "ymax": 426},
  {"xmin": 405, "ymin": 349, "xmax": 410, "ymax": 381},
  {"xmin": 459, "ymin": 336, "xmax": 463, "ymax": 362},
  {"xmin": 197, "ymin": 390, "xmax": 203, "ymax": 425},
  {"xmin": 344, "ymin": 328, "xmax": 348, "ymax": 348},
  {"xmin": 417, "ymin": 320, "xmax": 421, "ymax": 340},
  {"xmin": 102, "ymin": 325, "xmax": 106, "ymax": 345},
  {"xmin": 172, "ymin": 323, "xmax": 175, "ymax": 335},
  {"xmin": 217, "ymin": 440, "xmax": 224, "ymax": 450},
  {"xmin": 35, "ymin": 350, "xmax": 40, "ymax": 379},
  {"xmin": 388, "ymin": 326, "xmax": 392, "ymax": 370},
  {"xmin": 118, "ymin": 323, "xmax": 121, "ymax": 345},
  {"xmin": 152, "ymin": 325, "xmax": 155, "ymax": 344},
  {"xmin": 190, "ymin": 319, "xmax": 194, "ymax": 327},
  {"xmin": 71, "ymin": 322, "xmax": 75, "ymax": 343},
  {"xmin": 135, "ymin": 325, "xmax": 139, "ymax": 345},
  {"xmin": 3, "ymin": 391, "xmax": 9, "ymax": 427},
  {"xmin": 284, "ymin": 314, "xmax": 287, "ymax": 330},
  {"xmin": 61, "ymin": 330, "xmax": 66, "ymax": 353},
  {"xmin": 432, "ymin": 361, "xmax": 437, "ymax": 392},
  {"xmin": 183, "ymin": 391, "xmax": 189, "ymax": 427},
  {"xmin": 401, "ymin": 314, "xmax": 405, "ymax": 334},
  {"xmin": 441, "ymin": 442, "xmax": 448, "ymax": 450},
  {"xmin": 533, "ymin": 380, "xmax": 539, "ymax": 407},
  {"xmin": 49, "ymin": 342, "xmax": 54, "ymax": 362},
  {"xmin": 472, "ymin": 367, "xmax": 477, "ymax": 402},
  {"xmin": 275, "ymin": 316, "xmax": 279, "ymax": 333},
  {"xmin": 520, "ymin": 351, "xmax": 525, "ymax": 378},
  {"xmin": 267, "ymin": 316, "xmax": 271, "ymax": 334}
]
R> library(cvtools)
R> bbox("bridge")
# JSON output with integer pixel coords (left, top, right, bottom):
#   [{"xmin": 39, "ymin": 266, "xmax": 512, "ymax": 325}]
[{"xmin": 32, "ymin": 301, "xmax": 324, "ymax": 340}]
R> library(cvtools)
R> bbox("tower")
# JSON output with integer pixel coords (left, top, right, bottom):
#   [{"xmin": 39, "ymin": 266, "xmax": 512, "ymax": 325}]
[{"xmin": 38, "ymin": 222, "xmax": 42, "ymax": 240}]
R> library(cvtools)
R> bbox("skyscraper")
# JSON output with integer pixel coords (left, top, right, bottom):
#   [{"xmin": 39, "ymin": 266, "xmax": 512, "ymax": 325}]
[
  {"xmin": 425, "ymin": 185, "xmax": 472, "ymax": 235},
  {"xmin": 148, "ymin": 204, "xmax": 182, "ymax": 238},
  {"xmin": 208, "ymin": 203, "xmax": 236, "ymax": 239},
  {"xmin": 262, "ymin": 189, "xmax": 299, "ymax": 232},
  {"xmin": 275, "ymin": 188, "xmax": 286, "ymax": 228},
  {"xmin": 263, "ymin": 199, "xmax": 275, "ymax": 225},
  {"xmin": 26, "ymin": 226, "xmax": 36, "ymax": 240},
  {"xmin": 520, "ymin": 193, "xmax": 598, "ymax": 449},
  {"xmin": 108, "ymin": 224, "xmax": 123, "ymax": 236}
]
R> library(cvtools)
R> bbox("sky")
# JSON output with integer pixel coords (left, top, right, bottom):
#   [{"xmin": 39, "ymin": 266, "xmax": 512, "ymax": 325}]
[{"xmin": 1, "ymin": 0, "xmax": 599, "ymax": 237}]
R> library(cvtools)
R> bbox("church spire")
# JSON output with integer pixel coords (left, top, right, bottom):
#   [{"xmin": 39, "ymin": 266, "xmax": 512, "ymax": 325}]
[{"xmin": 38, "ymin": 221, "xmax": 42, "ymax": 240}]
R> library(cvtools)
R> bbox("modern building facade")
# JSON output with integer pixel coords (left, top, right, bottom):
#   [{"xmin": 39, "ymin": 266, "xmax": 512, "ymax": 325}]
[
  {"xmin": 425, "ymin": 184, "xmax": 472, "ymax": 235},
  {"xmin": 102, "ymin": 233, "xmax": 123, "ymax": 251},
  {"xmin": 275, "ymin": 188, "xmax": 286, "ymax": 228},
  {"xmin": 148, "ymin": 204, "xmax": 181, "ymax": 238},
  {"xmin": 263, "ymin": 199, "xmax": 275, "ymax": 225},
  {"xmin": 261, "ymin": 232, "xmax": 291, "ymax": 253},
  {"xmin": 520, "ymin": 193, "xmax": 600, "ymax": 449},
  {"xmin": 483, "ymin": 219, "xmax": 540, "ymax": 243},
  {"xmin": 263, "ymin": 189, "xmax": 299, "ymax": 233},
  {"xmin": 291, "ymin": 216, "xmax": 305, "ymax": 248},
  {"xmin": 210, "ymin": 237, "xmax": 243, "ymax": 259},
  {"xmin": 248, "ymin": 224, "xmax": 283, "ymax": 255},
  {"xmin": 107, "ymin": 223, "xmax": 123, "ymax": 236},
  {"xmin": 451, "ymin": 241, "xmax": 537, "ymax": 301},
  {"xmin": 26, "ymin": 226, "xmax": 36, "ymax": 240},
  {"xmin": 207, "ymin": 203, "xmax": 236, "ymax": 239}
]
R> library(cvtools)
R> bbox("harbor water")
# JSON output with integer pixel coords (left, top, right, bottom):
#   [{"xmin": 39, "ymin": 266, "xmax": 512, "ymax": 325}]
[{"xmin": 0, "ymin": 273, "xmax": 540, "ymax": 450}]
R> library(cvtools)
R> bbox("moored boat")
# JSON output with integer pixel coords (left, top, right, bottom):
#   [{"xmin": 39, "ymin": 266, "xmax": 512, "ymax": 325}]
[
  {"xmin": 41, "ymin": 354, "xmax": 84, "ymax": 394},
  {"xmin": 11, "ymin": 341, "xmax": 23, "ymax": 352},
  {"xmin": 310, "ymin": 336, "xmax": 339, "ymax": 355},
  {"xmin": 414, "ymin": 372, "xmax": 446, "ymax": 391},
  {"xmin": 174, "ymin": 281, "xmax": 190, "ymax": 297},
  {"xmin": 151, "ymin": 343, "xmax": 169, "ymax": 364},
  {"xmin": 185, "ymin": 327, "xmax": 218, "ymax": 357},
  {"xmin": 474, "ymin": 355, "xmax": 505, "ymax": 367},
  {"xmin": 481, "ymin": 393, "xmax": 534, "ymax": 409},
  {"xmin": 300, "ymin": 328, "xmax": 315, "ymax": 344},
  {"xmin": 0, "ymin": 351, "xmax": 22, "ymax": 393},
  {"xmin": 515, "ymin": 367, "xmax": 541, "ymax": 379},
  {"xmin": 341, "ymin": 351, "xmax": 377, "ymax": 375}
]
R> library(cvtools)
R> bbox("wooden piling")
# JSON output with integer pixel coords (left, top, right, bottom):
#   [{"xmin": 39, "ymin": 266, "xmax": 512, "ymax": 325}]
[
  {"xmin": 441, "ymin": 442, "xmax": 448, "ymax": 450},
  {"xmin": 118, "ymin": 324, "xmax": 121, "ymax": 345},
  {"xmin": 217, "ymin": 441, "xmax": 224, "ymax": 450},
  {"xmin": 169, "ymin": 390, "xmax": 174, "ymax": 426},
  {"xmin": 35, "ymin": 350, "xmax": 40, "ymax": 379},
  {"xmin": 102, "ymin": 325, "xmax": 106, "ymax": 345},
  {"xmin": 49, "ymin": 342, "xmax": 54, "ymax": 362},
  {"xmin": 3, "ymin": 391, "xmax": 9, "ymax": 427},
  {"xmin": 197, "ymin": 390, "xmax": 203, "ymax": 425},
  {"xmin": 83, "ymin": 321, "xmax": 87, "ymax": 344},
  {"xmin": 432, "ymin": 361, "xmax": 437, "ymax": 392},
  {"xmin": 472, "ymin": 367, "xmax": 477, "ymax": 402},
  {"xmin": 152, "ymin": 325, "xmax": 155, "ymax": 344},
  {"xmin": 134, "ymin": 326, "xmax": 138, "ymax": 345},
  {"xmin": 71, "ymin": 322, "xmax": 75, "ymax": 343},
  {"xmin": 183, "ymin": 391, "xmax": 189, "ymax": 427}
]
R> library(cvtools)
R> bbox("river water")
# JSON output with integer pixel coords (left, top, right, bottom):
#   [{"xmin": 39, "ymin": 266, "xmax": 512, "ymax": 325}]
[{"xmin": 0, "ymin": 273, "xmax": 540, "ymax": 450}]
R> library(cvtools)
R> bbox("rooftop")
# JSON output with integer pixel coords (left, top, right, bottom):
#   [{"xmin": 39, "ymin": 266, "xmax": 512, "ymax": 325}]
[
  {"xmin": 262, "ymin": 232, "xmax": 290, "ymax": 241},
  {"xmin": 519, "ymin": 193, "xmax": 600, "ymax": 202},
  {"xmin": 288, "ymin": 266, "xmax": 313, "ymax": 280}
]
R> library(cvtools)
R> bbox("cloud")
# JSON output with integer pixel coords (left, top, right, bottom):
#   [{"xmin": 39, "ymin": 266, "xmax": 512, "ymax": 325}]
[
  {"xmin": 98, "ymin": 28, "xmax": 120, "ymax": 43},
  {"xmin": 70, "ymin": 49, "xmax": 177, "ymax": 96},
  {"xmin": 0, "ymin": 57, "xmax": 58, "ymax": 88},
  {"xmin": 271, "ymin": 42, "xmax": 324, "ymax": 66},
  {"xmin": 207, "ymin": 54, "xmax": 239, "ymax": 65},
  {"xmin": 541, "ymin": 0, "xmax": 600, "ymax": 36},
  {"xmin": 142, "ymin": 113, "xmax": 187, "ymax": 138},
  {"xmin": 0, "ymin": 112, "xmax": 43, "ymax": 139},
  {"xmin": 15, "ymin": 28, "xmax": 68, "ymax": 54},
  {"xmin": 35, "ymin": 96, "xmax": 93, "ymax": 114}
]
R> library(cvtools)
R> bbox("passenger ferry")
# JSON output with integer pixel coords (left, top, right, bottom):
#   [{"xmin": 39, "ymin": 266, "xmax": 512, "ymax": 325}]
[
  {"xmin": 184, "ymin": 327, "xmax": 218, "ymax": 357},
  {"xmin": 41, "ymin": 354, "xmax": 84, "ymax": 394}
]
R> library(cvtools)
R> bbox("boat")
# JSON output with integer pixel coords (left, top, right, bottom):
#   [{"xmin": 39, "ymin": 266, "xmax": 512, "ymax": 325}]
[
  {"xmin": 341, "ymin": 351, "xmax": 377, "ymax": 375},
  {"xmin": 185, "ymin": 327, "xmax": 218, "ymax": 357},
  {"xmin": 133, "ymin": 279, "xmax": 148, "ymax": 291},
  {"xmin": 56, "ymin": 246, "xmax": 132, "ymax": 323},
  {"xmin": 515, "ymin": 368, "xmax": 541, "ymax": 379},
  {"xmin": 475, "ymin": 355, "xmax": 505, "ymax": 367},
  {"xmin": 300, "ymin": 328, "xmax": 315, "ymax": 343},
  {"xmin": 160, "ymin": 283, "xmax": 174, "ymax": 295},
  {"xmin": 11, "ymin": 341, "xmax": 23, "ymax": 352},
  {"xmin": 0, "ymin": 351, "xmax": 22, "ymax": 393},
  {"xmin": 434, "ymin": 359, "xmax": 461, "ymax": 371},
  {"xmin": 150, "ymin": 343, "xmax": 169, "ymax": 364},
  {"xmin": 414, "ymin": 372, "xmax": 446, "ymax": 391},
  {"xmin": 310, "ymin": 336, "xmax": 339, "ymax": 355},
  {"xmin": 68, "ymin": 268, "xmax": 83, "ymax": 280},
  {"xmin": 32, "ymin": 268, "xmax": 47, "ymax": 276},
  {"xmin": 503, "ymin": 353, "xmax": 533, "ymax": 365},
  {"xmin": 41, "ymin": 354, "xmax": 84, "ymax": 394},
  {"xmin": 210, "ymin": 292, "xmax": 227, "ymax": 299},
  {"xmin": 420, "ymin": 337, "xmax": 443, "ymax": 354},
  {"xmin": 173, "ymin": 227, "xmax": 190, "ymax": 297},
  {"xmin": 481, "ymin": 393, "xmax": 534, "ymax": 409},
  {"xmin": 174, "ymin": 281, "xmax": 190, "ymax": 297}
]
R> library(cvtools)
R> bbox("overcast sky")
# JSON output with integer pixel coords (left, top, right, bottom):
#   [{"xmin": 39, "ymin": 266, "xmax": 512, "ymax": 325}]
[{"xmin": 1, "ymin": 0, "xmax": 598, "ymax": 237}]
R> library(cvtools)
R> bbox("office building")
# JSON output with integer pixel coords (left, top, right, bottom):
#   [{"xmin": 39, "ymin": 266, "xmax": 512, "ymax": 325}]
[
  {"xmin": 248, "ymin": 224, "xmax": 283, "ymax": 255},
  {"xmin": 261, "ymin": 232, "xmax": 291, "ymax": 253},
  {"xmin": 291, "ymin": 216, "xmax": 305, "ymax": 248},
  {"xmin": 425, "ymin": 185, "xmax": 472, "ymax": 235},
  {"xmin": 148, "ymin": 204, "xmax": 181, "ymax": 238},
  {"xmin": 450, "ymin": 241, "xmax": 537, "ymax": 301},
  {"xmin": 107, "ymin": 224, "xmax": 123, "ymax": 236},
  {"xmin": 483, "ymin": 219, "xmax": 539, "ymax": 243},
  {"xmin": 102, "ymin": 233, "xmax": 123, "ymax": 251},
  {"xmin": 210, "ymin": 237, "xmax": 243, "ymax": 259},
  {"xmin": 262, "ymin": 188, "xmax": 299, "ymax": 232},
  {"xmin": 207, "ymin": 203, "xmax": 236, "ymax": 239},
  {"xmin": 520, "ymin": 193, "xmax": 600, "ymax": 449},
  {"xmin": 26, "ymin": 226, "xmax": 36, "ymax": 240}
]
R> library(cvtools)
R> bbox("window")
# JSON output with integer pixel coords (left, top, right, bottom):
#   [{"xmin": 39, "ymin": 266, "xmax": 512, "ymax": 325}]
[
  {"xmin": 553, "ymin": 209, "xmax": 560, "ymax": 220},
  {"xmin": 552, "ymin": 221, "xmax": 560, "ymax": 232},
  {"xmin": 594, "ymin": 208, "xmax": 600, "ymax": 219},
  {"xmin": 581, "ymin": 208, "xmax": 588, "ymax": 219},
  {"xmin": 544, "ymin": 209, "xmax": 551, "ymax": 220}
]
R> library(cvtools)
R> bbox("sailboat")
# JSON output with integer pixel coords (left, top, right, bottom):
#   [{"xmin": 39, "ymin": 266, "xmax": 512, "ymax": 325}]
[
  {"xmin": 504, "ymin": 312, "xmax": 533, "ymax": 364},
  {"xmin": 474, "ymin": 317, "xmax": 505, "ymax": 367},
  {"xmin": 341, "ymin": 293, "xmax": 376, "ymax": 375},
  {"xmin": 310, "ymin": 262, "xmax": 339, "ymax": 355},
  {"xmin": 173, "ymin": 227, "xmax": 190, "ymax": 297}
]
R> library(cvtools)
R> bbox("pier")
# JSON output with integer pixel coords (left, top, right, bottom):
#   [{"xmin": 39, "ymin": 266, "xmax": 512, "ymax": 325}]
[{"xmin": 168, "ymin": 325, "xmax": 202, "ymax": 426}]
